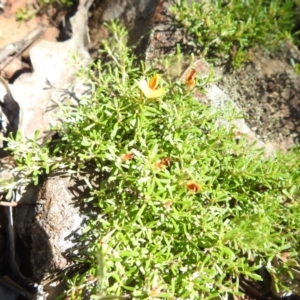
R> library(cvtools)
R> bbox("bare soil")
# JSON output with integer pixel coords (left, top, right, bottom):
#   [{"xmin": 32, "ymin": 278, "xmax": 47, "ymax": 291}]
[{"xmin": 218, "ymin": 43, "xmax": 300, "ymax": 153}]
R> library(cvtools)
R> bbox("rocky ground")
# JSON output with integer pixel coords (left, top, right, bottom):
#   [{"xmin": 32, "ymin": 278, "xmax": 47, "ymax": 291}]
[{"xmin": 0, "ymin": 0, "xmax": 300, "ymax": 299}]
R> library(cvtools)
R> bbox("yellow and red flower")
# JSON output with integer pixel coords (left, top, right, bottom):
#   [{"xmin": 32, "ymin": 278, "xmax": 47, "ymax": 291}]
[{"xmin": 138, "ymin": 74, "xmax": 166, "ymax": 98}]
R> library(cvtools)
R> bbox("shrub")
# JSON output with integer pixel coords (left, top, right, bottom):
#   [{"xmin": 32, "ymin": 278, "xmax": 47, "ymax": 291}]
[{"xmin": 7, "ymin": 22, "xmax": 300, "ymax": 299}]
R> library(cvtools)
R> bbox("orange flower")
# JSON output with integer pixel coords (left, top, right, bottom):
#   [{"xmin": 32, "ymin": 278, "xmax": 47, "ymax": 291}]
[
  {"xmin": 149, "ymin": 74, "xmax": 160, "ymax": 89},
  {"xmin": 149, "ymin": 286, "xmax": 162, "ymax": 297},
  {"xmin": 154, "ymin": 157, "xmax": 171, "ymax": 170},
  {"xmin": 164, "ymin": 200, "xmax": 173, "ymax": 212},
  {"xmin": 186, "ymin": 180, "xmax": 201, "ymax": 192},
  {"xmin": 233, "ymin": 130, "xmax": 244, "ymax": 138},
  {"xmin": 120, "ymin": 152, "xmax": 134, "ymax": 162},
  {"xmin": 185, "ymin": 68, "xmax": 197, "ymax": 89},
  {"xmin": 279, "ymin": 252, "xmax": 290, "ymax": 262},
  {"xmin": 138, "ymin": 74, "xmax": 166, "ymax": 98}
]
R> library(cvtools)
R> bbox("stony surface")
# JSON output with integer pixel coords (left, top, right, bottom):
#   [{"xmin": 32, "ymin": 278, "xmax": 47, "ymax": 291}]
[
  {"xmin": 1, "ymin": 173, "xmax": 91, "ymax": 300},
  {"xmin": 30, "ymin": 176, "xmax": 86, "ymax": 281}
]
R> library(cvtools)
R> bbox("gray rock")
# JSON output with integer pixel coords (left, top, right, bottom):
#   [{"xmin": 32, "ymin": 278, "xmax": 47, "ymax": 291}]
[{"xmin": 30, "ymin": 175, "xmax": 86, "ymax": 282}]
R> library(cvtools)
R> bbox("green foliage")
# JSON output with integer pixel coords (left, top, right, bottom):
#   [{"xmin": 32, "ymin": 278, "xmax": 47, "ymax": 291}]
[
  {"xmin": 7, "ymin": 22, "xmax": 300, "ymax": 299},
  {"xmin": 170, "ymin": 0, "xmax": 296, "ymax": 65},
  {"xmin": 15, "ymin": 4, "xmax": 37, "ymax": 22},
  {"xmin": 15, "ymin": 0, "xmax": 74, "ymax": 22},
  {"xmin": 37, "ymin": 0, "xmax": 74, "ymax": 8},
  {"xmin": 291, "ymin": 59, "xmax": 300, "ymax": 75}
]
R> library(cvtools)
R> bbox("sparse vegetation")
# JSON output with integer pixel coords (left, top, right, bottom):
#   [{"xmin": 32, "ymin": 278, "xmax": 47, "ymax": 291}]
[
  {"xmin": 15, "ymin": 4, "xmax": 37, "ymax": 22},
  {"xmin": 37, "ymin": 0, "xmax": 74, "ymax": 7},
  {"xmin": 15, "ymin": 0, "xmax": 74, "ymax": 22},
  {"xmin": 170, "ymin": 0, "xmax": 297, "ymax": 66}
]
